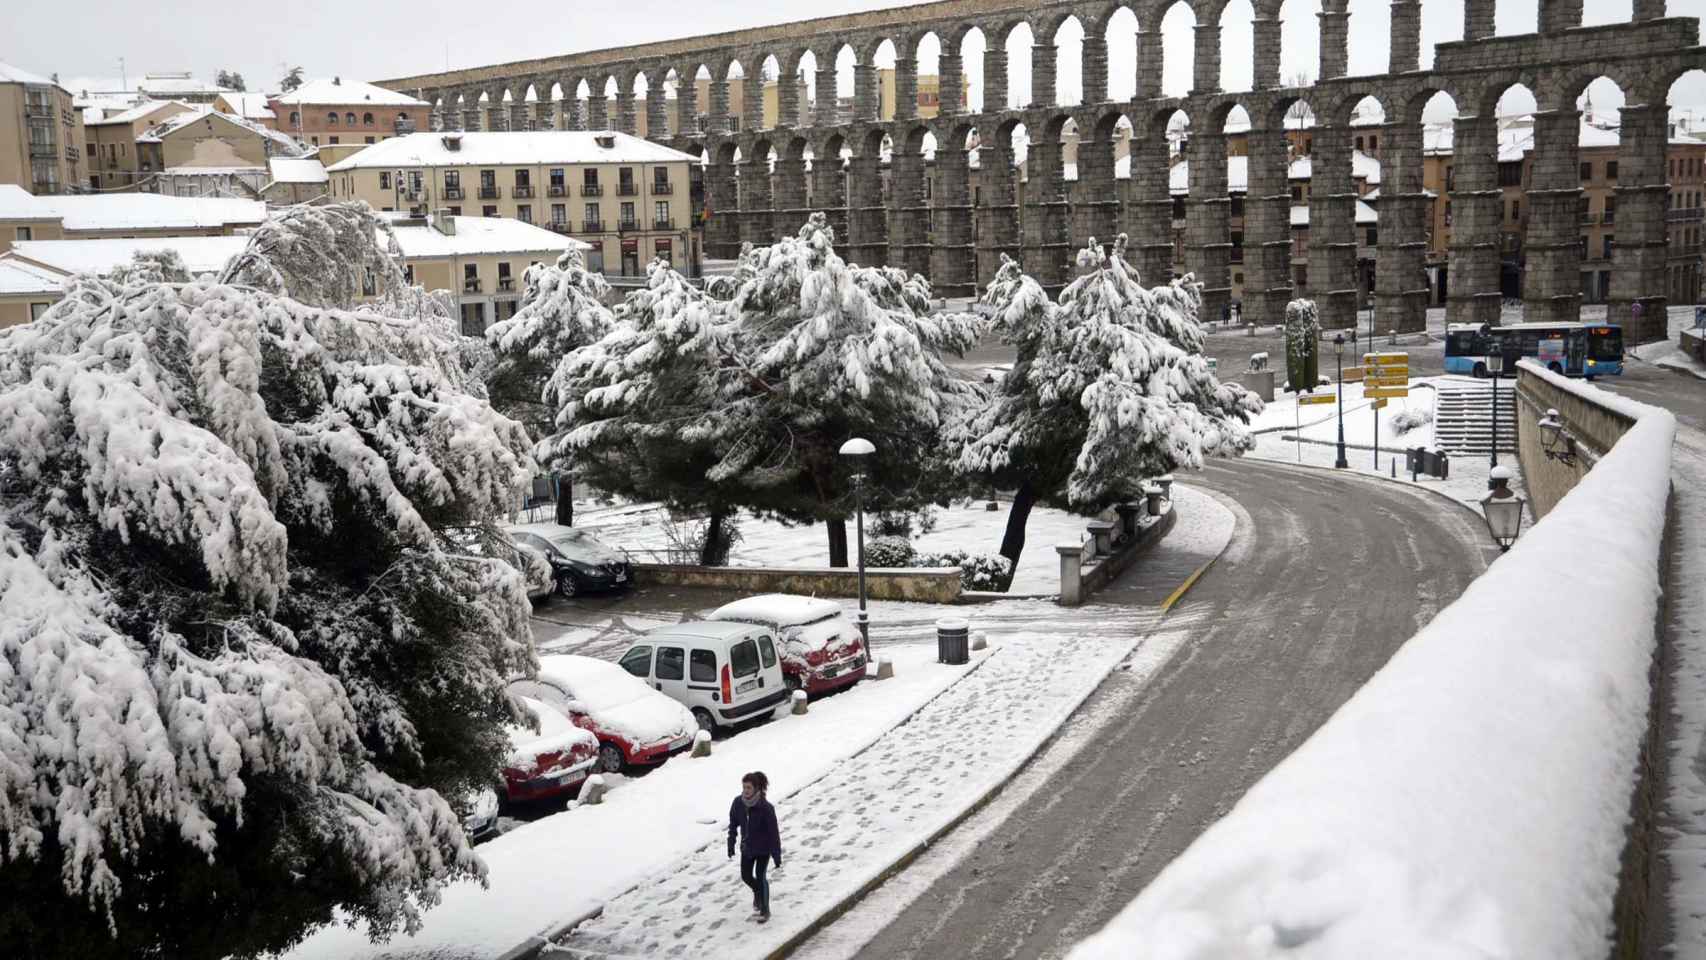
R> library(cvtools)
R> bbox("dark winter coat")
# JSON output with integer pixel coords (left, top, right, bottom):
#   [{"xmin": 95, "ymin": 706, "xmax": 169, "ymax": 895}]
[{"xmin": 728, "ymin": 795, "xmax": 782, "ymax": 863}]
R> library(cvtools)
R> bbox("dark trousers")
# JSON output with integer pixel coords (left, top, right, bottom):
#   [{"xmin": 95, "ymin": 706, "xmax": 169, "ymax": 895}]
[{"xmin": 740, "ymin": 853, "xmax": 770, "ymax": 913}]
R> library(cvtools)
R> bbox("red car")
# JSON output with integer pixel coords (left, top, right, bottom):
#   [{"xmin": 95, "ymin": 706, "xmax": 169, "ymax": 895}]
[
  {"xmin": 501, "ymin": 695, "xmax": 600, "ymax": 804},
  {"xmin": 709, "ymin": 594, "xmax": 868, "ymax": 695},
  {"xmin": 508, "ymin": 655, "xmax": 697, "ymax": 774}
]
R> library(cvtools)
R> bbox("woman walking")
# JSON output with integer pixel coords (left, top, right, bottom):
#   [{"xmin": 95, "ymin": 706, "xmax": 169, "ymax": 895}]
[{"xmin": 727, "ymin": 771, "xmax": 782, "ymax": 923}]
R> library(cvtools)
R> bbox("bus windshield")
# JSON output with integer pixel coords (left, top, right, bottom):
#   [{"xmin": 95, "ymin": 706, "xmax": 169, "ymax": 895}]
[{"xmin": 1589, "ymin": 327, "xmax": 1623, "ymax": 360}]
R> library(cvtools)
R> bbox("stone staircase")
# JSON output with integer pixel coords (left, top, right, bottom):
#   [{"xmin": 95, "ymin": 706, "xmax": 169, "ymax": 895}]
[{"xmin": 1433, "ymin": 382, "xmax": 1519, "ymax": 457}]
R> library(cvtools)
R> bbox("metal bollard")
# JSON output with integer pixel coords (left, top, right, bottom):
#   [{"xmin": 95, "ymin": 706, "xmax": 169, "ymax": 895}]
[
  {"xmin": 790, "ymin": 689, "xmax": 808, "ymax": 716},
  {"xmin": 691, "ymin": 730, "xmax": 713, "ymax": 757},
  {"xmin": 580, "ymin": 774, "xmax": 607, "ymax": 805}
]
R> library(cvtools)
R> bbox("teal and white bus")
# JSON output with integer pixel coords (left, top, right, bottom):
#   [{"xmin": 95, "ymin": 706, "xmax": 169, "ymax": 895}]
[{"xmin": 1443, "ymin": 322, "xmax": 1624, "ymax": 379}]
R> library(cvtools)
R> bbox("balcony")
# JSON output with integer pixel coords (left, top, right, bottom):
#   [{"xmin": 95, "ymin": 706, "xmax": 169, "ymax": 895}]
[
  {"xmin": 31, "ymin": 179, "xmax": 59, "ymax": 194},
  {"xmin": 549, "ymin": 219, "xmax": 570, "ymax": 233},
  {"xmin": 28, "ymin": 141, "xmax": 56, "ymax": 159},
  {"xmin": 653, "ymin": 218, "xmax": 674, "ymax": 230},
  {"xmin": 1579, "ymin": 212, "xmax": 1598, "ymax": 225},
  {"xmin": 463, "ymin": 278, "xmax": 483, "ymax": 293},
  {"xmin": 618, "ymin": 219, "xmax": 639, "ymax": 232},
  {"xmin": 582, "ymin": 219, "xmax": 604, "ymax": 232},
  {"xmin": 651, "ymin": 181, "xmax": 673, "ymax": 195},
  {"xmin": 498, "ymin": 276, "xmax": 515, "ymax": 292},
  {"xmin": 548, "ymin": 184, "xmax": 567, "ymax": 197},
  {"xmin": 513, "ymin": 184, "xmax": 535, "ymax": 199},
  {"xmin": 443, "ymin": 186, "xmax": 465, "ymax": 200},
  {"xmin": 618, "ymin": 182, "xmax": 638, "ymax": 197},
  {"xmin": 394, "ymin": 118, "xmax": 417, "ymax": 135},
  {"xmin": 402, "ymin": 188, "xmax": 424, "ymax": 201},
  {"xmin": 478, "ymin": 186, "xmax": 501, "ymax": 200},
  {"xmin": 582, "ymin": 183, "xmax": 603, "ymax": 197},
  {"xmin": 1666, "ymin": 207, "xmax": 1704, "ymax": 222},
  {"xmin": 24, "ymin": 100, "xmax": 53, "ymax": 118}
]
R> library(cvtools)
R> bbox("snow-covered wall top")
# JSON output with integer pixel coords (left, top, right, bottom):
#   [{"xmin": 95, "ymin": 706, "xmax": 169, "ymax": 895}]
[{"xmin": 1071, "ymin": 380, "xmax": 1677, "ymax": 959}]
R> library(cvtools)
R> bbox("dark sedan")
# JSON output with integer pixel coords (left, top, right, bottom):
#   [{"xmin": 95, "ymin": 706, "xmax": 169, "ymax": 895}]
[{"xmin": 507, "ymin": 524, "xmax": 633, "ymax": 598}]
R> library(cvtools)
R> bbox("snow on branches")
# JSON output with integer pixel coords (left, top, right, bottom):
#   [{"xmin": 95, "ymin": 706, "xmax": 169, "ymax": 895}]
[
  {"xmin": 220, "ymin": 202, "xmax": 404, "ymax": 310},
  {"xmin": 954, "ymin": 235, "xmax": 1261, "ymax": 510},
  {"xmin": 484, "ymin": 247, "xmax": 614, "ymax": 444},
  {"xmin": 0, "ymin": 255, "xmax": 535, "ymax": 945}
]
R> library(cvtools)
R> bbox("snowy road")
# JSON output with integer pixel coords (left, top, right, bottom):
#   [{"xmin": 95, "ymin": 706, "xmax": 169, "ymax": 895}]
[{"xmin": 798, "ymin": 456, "xmax": 1490, "ymax": 960}]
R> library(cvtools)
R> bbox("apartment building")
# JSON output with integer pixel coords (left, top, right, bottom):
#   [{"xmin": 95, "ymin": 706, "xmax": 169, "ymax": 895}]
[
  {"xmin": 86, "ymin": 100, "xmax": 194, "ymax": 191},
  {"xmin": 327, "ymin": 130, "xmax": 698, "ymax": 276},
  {"xmin": 0, "ymin": 212, "xmax": 580, "ymax": 335},
  {"xmin": 137, "ymin": 107, "xmax": 305, "ymax": 197},
  {"xmin": 0, "ymin": 62, "xmax": 86, "ymax": 195},
  {"xmin": 1422, "ymin": 116, "xmax": 1706, "ymax": 307},
  {"xmin": 264, "ymin": 156, "xmax": 329, "ymax": 204},
  {"xmin": 270, "ymin": 79, "xmax": 431, "ymax": 147}
]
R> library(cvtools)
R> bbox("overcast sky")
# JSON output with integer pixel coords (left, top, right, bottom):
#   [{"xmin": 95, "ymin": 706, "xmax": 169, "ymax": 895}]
[{"xmin": 12, "ymin": 0, "xmax": 1706, "ymax": 122}]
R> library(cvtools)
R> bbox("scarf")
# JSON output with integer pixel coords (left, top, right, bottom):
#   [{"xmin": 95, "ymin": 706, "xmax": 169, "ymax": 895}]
[{"xmin": 741, "ymin": 792, "xmax": 761, "ymax": 809}]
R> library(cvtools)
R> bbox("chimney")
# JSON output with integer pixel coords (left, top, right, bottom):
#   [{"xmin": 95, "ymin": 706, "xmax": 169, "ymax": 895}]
[
  {"xmin": 432, "ymin": 209, "xmax": 456, "ymax": 235},
  {"xmin": 441, "ymin": 133, "xmax": 462, "ymax": 151},
  {"xmin": 595, "ymin": 133, "xmax": 616, "ymax": 149}
]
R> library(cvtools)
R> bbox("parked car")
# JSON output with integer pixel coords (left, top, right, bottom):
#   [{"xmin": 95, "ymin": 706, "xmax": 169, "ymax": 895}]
[
  {"xmin": 501, "ymin": 695, "xmax": 600, "ymax": 804},
  {"xmin": 708, "ymin": 594, "xmax": 868, "ymax": 696},
  {"xmin": 620, "ymin": 621, "xmax": 790, "ymax": 735},
  {"xmin": 447, "ymin": 527, "xmax": 555, "ymax": 602},
  {"xmin": 461, "ymin": 787, "xmax": 501, "ymax": 842},
  {"xmin": 507, "ymin": 655, "xmax": 697, "ymax": 774},
  {"xmin": 507, "ymin": 523, "xmax": 632, "ymax": 598}
]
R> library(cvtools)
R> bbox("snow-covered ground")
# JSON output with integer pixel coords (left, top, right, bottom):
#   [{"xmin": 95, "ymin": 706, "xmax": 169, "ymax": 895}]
[
  {"xmin": 1629, "ymin": 306, "xmax": 1706, "ymax": 380},
  {"xmin": 575, "ymin": 499, "xmax": 1107, "ymax": 595},
  {"xmin": 1070, "ymin": 373, "xmax": 1676, "ymax": 960},
  {"xmin": 552, "ymin": 487, "xmax": 1237, "ymax": 959},
  {"xmin": 1247, "ymin": 377, "xmax": 1507, "ymax": 507}
]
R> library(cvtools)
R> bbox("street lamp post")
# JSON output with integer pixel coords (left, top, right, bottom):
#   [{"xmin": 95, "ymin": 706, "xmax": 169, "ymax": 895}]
[
  {"xmin": 1486, "ymin": 350, "xmax": 1506, "ymax": 474},
  {"xmin": 838, "ymin": 437, "xmax": 875, "ymax": 650},
  {"xmin": 1480, "ymin": 465, "xmax": 1526, "ymax": 553},
  {"xmin": 1333, "ymin": 333, "xmax": 1349, "ymax": 469}
]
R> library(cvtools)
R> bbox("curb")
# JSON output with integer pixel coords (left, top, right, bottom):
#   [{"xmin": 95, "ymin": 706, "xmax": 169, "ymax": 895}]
[
  {"xmin": 1156, "ymin": 484, "xmax": 1242, "ymax": 617},
  {"xmin": 526, "ymin": 644, "xmax": 1008, "ymax": 960}
]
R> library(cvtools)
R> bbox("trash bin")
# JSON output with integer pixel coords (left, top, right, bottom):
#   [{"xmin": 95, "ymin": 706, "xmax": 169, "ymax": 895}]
[{"xmin": 936, "ymin": 617, "xmax": 970, "ymax": 665}]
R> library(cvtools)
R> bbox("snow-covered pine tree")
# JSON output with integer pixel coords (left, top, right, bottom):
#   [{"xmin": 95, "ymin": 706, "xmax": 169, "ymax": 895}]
[
  {"xmin": 951, "ymin": 236, "xmax": 1262, "ymax": 576},
  {"xmin": 0, "ymin": 209, "xmax": 537, "ymax": 960},
  {"xmin": 702, "ymin": 241, "xmax": 757, "ymax": 300},
  {"xmin": 485, "ymin": 246, "xmax": 615, "ymax": 448},
  {"xmin": 719, "ymin": 213, "xmax": 983, "ymax": 565},
  {"xmin": 220, "ymin": 202, "xmax": 403, "ymax": 310},
  {"xmin": 541, "ymin": 257, "xmax": 742, "ymax": 563}
]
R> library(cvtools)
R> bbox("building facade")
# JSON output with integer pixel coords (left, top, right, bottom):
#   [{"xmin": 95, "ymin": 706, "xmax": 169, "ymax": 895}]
[
  {"xmin": 270, "ymin": 79, "xmax": 432, "ymax": 147},
  {"xmin": 327, "ymin": 130, "xmax": 698, "ymax": 277},
  {"xmin": 85, "ymin": 100, "xmax": 194, "ymax": 191},
  {"xmin": 136, "ymin": 108, "xmax": 305, "ymax": 198},
  {"xmin": 0, "ymin": 63, "xmax": 86, "ymax": 195}
]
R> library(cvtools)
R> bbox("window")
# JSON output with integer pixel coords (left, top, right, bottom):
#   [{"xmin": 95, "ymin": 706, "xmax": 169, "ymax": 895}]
[
  {"xmin": 327, "ymin": 111, "xmax": 338, "ymax": 125},
  {"xmin": 690, "ymin": 649, "xmax": 717, "ymax": 683},
  {"xmin": 444, "ymin": 170, "xmax": 459, "ymax": 189},
  {"xmin": 15, "ymin": 227, "xmax": 31, "ymax": 242},
  {"xmin": 1607, "ymin": 160, "xmax": 1619, "ymax": 181},
  {"xmin": 480, "ymin": 169, "xmax": 495, "ymax": 188},
  {"xmin": 729, "ymin": 639, "xmax": 759, "ymax": 678},
  {"xmin": 345, "ymin": 112, "xmax": 357, "ymax": 125},
  {"xmin": 1580, "ymin": 235, "xmax": 1589, "ymax": 259},
  {"xmin": 1230, "ymin": 195, "xmax": 1244, "ymax": 217},
  {"xmin": 289, "ymin": 111, "xmax": 300, "ymax": 126},
  {"xmin": 551, "ymin": 202, "xmax": 566, "ymax": 224},
  {"xmin": 757, "ymin": 635, "xmax": 777, "ymax": 670},
  {"xmin": 1172, "ymin": 196, "xmax": 1186, "ymax": 219},
  {"xmin": 1581, "ymin": 161, "xmax": 1593, "ymax": 181},
  {"xmin": 619, "ymin": 167, "xmax": 635, "ymax": 192},
  {"xmin": 403, "ymin": 264, "xmax": 414, "ymax": 284},
  {"xmin": 363, "ymin": 112, "xmax": 374, "ymax": 126},
  {"xmin": 517, "ymin": 204, "xmax": 532, "ymax": 223},
  {"xmin": 1444, "ymin": 200, "xmax": 1452, "ymax": 226},
  {"xmin": 1579, "ymin": 196, "xmax": 1592, "ymax": 223},
  {"xmin": 1604, "ymin": 196, "xmax": 1615, "ymax": 224},
  {"xmin": 1604, "ymin": 234, "xmax": 1615, "ymax": 259},
  {"xmin": 379, "ymin": 171, "xmax": 391, "ymax": 190},
  {"xmin": 1290, "ymin": 185, "xmax": 1302, "ymax": 202},
  {"xmin": 310, "ymin": 136, "xmax": 319, "ymax": 145},
  {"xmin": 550, "ymin": 168, "xmax": 565, "ymax": 187},
  {"xmin": 329, "ymin": 136, "xmax": 339, "ymax": 145},
  {"xmin": 1510, "ymin": 200, "xmax": 1519, "ymax": 221},
  {"xmin": 653, "ymin": 167, "xmax": 669, "ymax": 188},
  {"xmin": 482, "ymin": 205, "xmax": 498, "ymax": 217},
  {"xmin": 515, "ymin": 169, "xmax": 531, "ymax": 186},
  {"xmin": 85, "ymin": 142, "xmax": 93, "ymax": 157},
  {"xmin": 30, "ymin": 302, "xmax": 51, "ymax": 322},
  {"xmin": 619, "ymin": 646, "xmax": 652, "ymax": 678},
  {"xmin": 463, "ymin": 262, "xmax": 479, "ymax": 289},
  {"xmin": 1445, "ymin": 165, "xmax": 1454, "ymax": 192},
  {"xmin": 1366, "ymin": 227, "xmax": 1377, "ymax": 246},
  {"xmin": 1355, "ymin": 136, "xmax": 1364, "ymax": 151},
  {"xmin": 654, "ymin": 200, "xmax": 670, "ymax": 225},
  {"xmin": 620, "ymin": 201, "xmax": 636, "ymax": 226},
  {"xmin": 498, "ymin": 262, "xmax": 512, "ymax": 287},
  {"xmin": 448, "ymin": 205, "xmax": 461, "ymax": 215},
  {"xmin": 1304, "ymin": 137, "xmax": 1312, "ymax": 154},
  {"xmin": 584, "ymin": 202, "xmax": 600, "ymax": 224},
  {"xmin": 583, "ymin": 168, "xmax": 599, "ymax": 188},
  {"xmin": 1498, "ymin": 162, "xmax": 1523, "ymax": 187},
  {"xmin": 364, "ymin": 136, "xmax": 375, "ymax": 144},
  {"xmin": 1369, "ymin": 135, "xmax": 1378, "ymax": 152},
  {"xmin": 656, "ymin": 646, "xmax": 685, "ymax": 681}
]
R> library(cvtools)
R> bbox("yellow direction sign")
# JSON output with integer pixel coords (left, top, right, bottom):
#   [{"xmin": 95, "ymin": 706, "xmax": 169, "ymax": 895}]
[
  {"xmin": 1364, "ymin": 352, "xmax": 1409, "ymax": 367},
  {"xmin": 1298, "ymin": 394, "xmax": 1336, "ymax": 406},
  {"xmin": 1371, "ymin": 398, "xmax": 1389, "ymax": 409},
  {"xmin": 1364, "ymin": 376, "xmax": 1409, "ymax": 388},
  {"xmin": 1365, "ymin": 387, "xmax": 1410, "ymax": 399}
]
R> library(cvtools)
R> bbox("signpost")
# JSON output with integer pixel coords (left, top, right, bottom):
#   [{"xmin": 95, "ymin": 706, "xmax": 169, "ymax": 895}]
[
  {"xmin": 1298, "ymin": 392, "xmax": 1336, "ymax": 462},
  {"xmin": 1363, "ymin": 353, "xmax": 1409, "ymax": 471}
]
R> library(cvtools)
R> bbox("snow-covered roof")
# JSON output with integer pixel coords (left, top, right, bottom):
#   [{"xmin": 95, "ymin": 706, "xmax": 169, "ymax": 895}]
[
  {"xmin": 138, "ymin": 73, "xmax": 224, "ymax": 96},
  {"xmin": 327, "ymin": 131, "xmax": 697, "ymax": 171},
  {"xmin": 272, "ymin": 78, "xmax": 428, "ymax": 107},
  {"xmin": 86, "ymin": 99, "xmax": 191, "ymax": 127},
  {"xmin": 1282, "ymin": 150, "xmax": 1383, "ymax": 184},
  {"xmin": 1288, "ymin": 200, "xmax": 1378, "ymax": 227},
  {"xmin": 215, "ymin": 91, "xmax": 275, "ymax": 120},
  {"xmin": 136, "ymin": 106, "xmax": 304, "ymax": 154},
  {"xmin": 390, "ymin": 217, "xmax": 589, "ymax": 258},
  {"xmin": 0, "ymin": 256, "xmax": 66, "ymax": 296},
  {"xmin": 0, "ymin": 61, "xmax": 65, "ymax": 92},
  {"xmin": 268, "ymin": 157, "xmax": 328, "ymax": 184},
  {"xmin": 10, "ymin": 236, "xmax": 249, "ymax": 276},
  {"xmin": 1168, "ymin": 156, "xmax": 1251, "ymax": 194},
  {"xmin": 0, "ymin": 185, "xmax": 265, "ymax": 231}
]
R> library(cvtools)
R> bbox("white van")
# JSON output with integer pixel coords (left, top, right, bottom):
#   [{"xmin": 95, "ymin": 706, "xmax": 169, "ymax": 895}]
[{"xmin": 618, "ymin": 621, "xmax": 789, "ymax": 734}]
